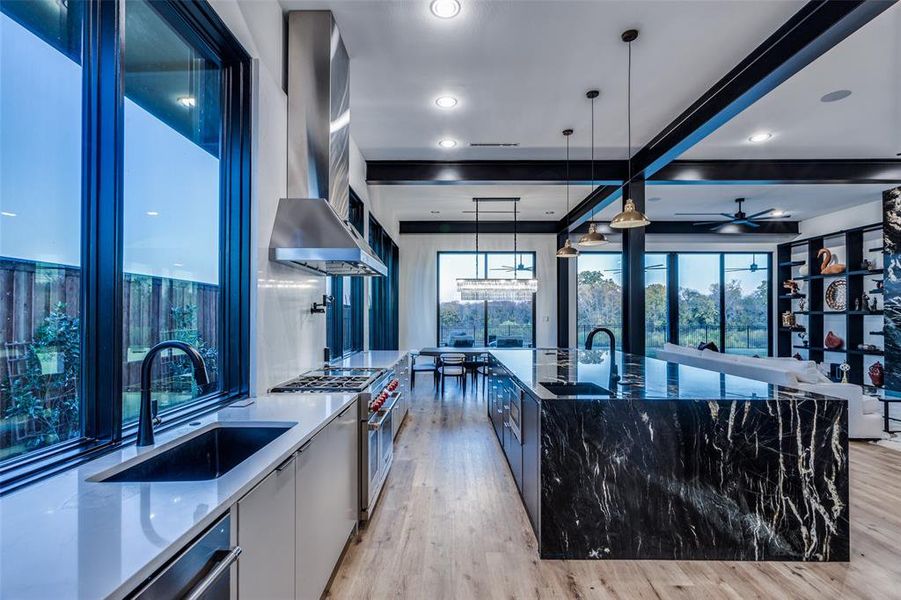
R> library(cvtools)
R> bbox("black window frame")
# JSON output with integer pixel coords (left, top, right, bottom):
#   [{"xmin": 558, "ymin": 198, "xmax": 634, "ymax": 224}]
[
  {"xmin": 0, "ymin": 0, "xmax": 252, "ymax": 493},
  {"xmin": 326, "ymin": 191, "xmax": 365, "ymax": 358},
  {"xmin": 370, "ymin": 215, "xmax": 399, "ymax": 351},
  {"xmin": 436, "ymin": 250, "xmax": 538, "ymax": 348}
]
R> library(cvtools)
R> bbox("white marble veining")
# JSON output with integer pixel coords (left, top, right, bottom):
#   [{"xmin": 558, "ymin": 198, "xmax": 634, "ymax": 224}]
[
  {"xmin": 330, "ymin": 350, "xmax": 407, "ymax": 369},
  {"xmin": 0, "ymin": 392, "xmax": 355, "ymax": 600}
]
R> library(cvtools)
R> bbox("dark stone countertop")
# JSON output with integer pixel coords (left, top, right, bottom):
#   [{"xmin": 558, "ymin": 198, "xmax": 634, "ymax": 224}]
[{"xmin": 489, "ymin": 348, "xmax": 843, "ymax": 402}]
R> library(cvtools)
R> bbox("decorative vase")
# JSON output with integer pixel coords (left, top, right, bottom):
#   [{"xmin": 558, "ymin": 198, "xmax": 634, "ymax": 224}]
[
  {"xmin": 781, "ymin": 311, "xmax": 796, "ymax": 328},
  {"xmin": 869, "ymin": 362, "xmax": 885, "ymax": 387},
  {"xmin": 799, "ymin": 263, "xmax": 809, "ymax": 277},
  {"xmin": 824, "ymin": 330, "xmax": 843, "ymax": 350}
]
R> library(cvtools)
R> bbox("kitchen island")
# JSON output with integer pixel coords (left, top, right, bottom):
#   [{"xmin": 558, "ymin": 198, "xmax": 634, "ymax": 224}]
[{"xmin": 488, "ymin": 348, "xmax": 849, "ymax": 562}]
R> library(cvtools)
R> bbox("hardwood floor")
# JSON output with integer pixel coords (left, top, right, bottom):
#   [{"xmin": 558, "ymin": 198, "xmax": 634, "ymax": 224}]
[{"xmin": 327, "ymin": 377, "xmax": 901, "ymax": 600}]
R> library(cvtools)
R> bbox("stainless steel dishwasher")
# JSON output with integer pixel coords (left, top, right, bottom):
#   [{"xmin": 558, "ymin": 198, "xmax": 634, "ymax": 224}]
[{"xmin": 129, "ymin": 513, "xmax": 241, "ymax": 600}]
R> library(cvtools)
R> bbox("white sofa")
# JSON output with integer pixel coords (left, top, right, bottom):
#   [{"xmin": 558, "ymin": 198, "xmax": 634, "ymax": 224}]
[{"xmin": 657, "ymin": 343, "xmax": 884, "ymax": 439}]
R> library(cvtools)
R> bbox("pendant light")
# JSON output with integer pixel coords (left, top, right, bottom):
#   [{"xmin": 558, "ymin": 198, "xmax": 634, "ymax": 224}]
[
  {"xmin": 610, "ymin": 29, "xmax": 651, "ymax": 229},
  {"xmin": 578, "ymin": 89, "xmax": 609, "ymax": 246},
  {"xmin": 456, "ymin": 199, "xmax": 487, "ymax": 299},
  {"xmin": 556, "ymin": 128, "xmax": 579, "ymax": 258}
]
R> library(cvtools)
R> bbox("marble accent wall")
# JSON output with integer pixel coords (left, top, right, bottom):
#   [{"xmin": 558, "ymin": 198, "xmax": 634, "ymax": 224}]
[{"xmin": 885, "ymin": 187, "xmax": 901, "ymax": 394}]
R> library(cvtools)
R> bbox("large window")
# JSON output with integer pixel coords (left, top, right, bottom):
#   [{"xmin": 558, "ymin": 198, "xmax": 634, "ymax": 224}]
[
  {"xmin": 121, "ymin": 0, "xmax": 223, "ymax": 422},
  {"xmin": 645, "ymin": 253, "xmax": 669, "ymax": 357},
  {"xmin": 576, "ymin": 253, "xmax": 622, "ymax": 348},
  {"xmin": 1, "ymin": 1, "xmax": 251, "ymax": 487},
  {"xmin": 437, "ymin": 252, "xmax": 536, "ymax": 348},
  {"xmin": 327, "ymin": 193, "xmax": 365, "ymax": 358},
  {"xmin": 678, "ymin": 254, "xmax": 722, "ymax": 349},
  {"xmin": 576, "ymin": 252, "xmax": 771, "ymax": 356},
  {"xmin": 370, "ymin": 215, "xmax": 399, "ymax": 351},
  {"xmin": 724, "ymin": 254, "xmax": 770, "ymax": 356}
]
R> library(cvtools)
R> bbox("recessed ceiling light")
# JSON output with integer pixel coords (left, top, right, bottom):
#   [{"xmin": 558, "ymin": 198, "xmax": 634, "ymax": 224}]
[
  {"xmin": 438, "ymin": 138, "xmax": 457, "ymax": 149},
  {"xmin": 748, "ymin": 132, "xmax": 773, "ymax": 143},
  {"xmin": 431, "ymin": 210, "xmax": 440, "ymax": 214},
  {"xmin": 820, "ymin": 89, "xmax": 852, "ymax": 103},
  {"xmin": 772, "ymin": 210, "xmax": 785, "ymax": 217},
  {"xmin": 173, "ymin": 263, "xmax": 184, "ymax": 267},
  {"xmin": 545, "ymin": 211, "xmax": 555, "ymax": 215},
  {"xmin": 1, "ymin": 211, "xmax": 17, "ymax": 217},
  {"xmin": 146, "ymin": 210, "xmax": 160, "ymax": 216},
  {"xmin": 435, "ymin": 95, "xmax": 458, "ymax": 109},
  {"xmin": 430, "ymin": 0, "xmax": 460, "ymax": 19},
  {"xmin": 176, "ymin": 96, "xmax": 196, "ymax": 108},
  {"xmin": 647, "ymin": 196, "xmax": 662, "ymax": 202}
]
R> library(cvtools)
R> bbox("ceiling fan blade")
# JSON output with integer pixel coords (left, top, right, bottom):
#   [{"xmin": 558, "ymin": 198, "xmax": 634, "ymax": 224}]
[
  {"xmin": 745, "ymin": 208, "xmax": 775, "ymax": 220},
  {"xmin": 675, "ymin": 212, "xmax": 728, "ymax": 216},
  {"xmin": 725, "ymin": 267, "xmax": 747, "ymax": 272},
  {"xmin": 744, "ymin": 221, "xmax": 761, "ymax": 228},
  {"xmin": 752, "ymin": 214, "xmax": 791, "ymax": 221},
  {"xmin": 693, "ymin": 220, "xmax": 726, "ymax": 226}
]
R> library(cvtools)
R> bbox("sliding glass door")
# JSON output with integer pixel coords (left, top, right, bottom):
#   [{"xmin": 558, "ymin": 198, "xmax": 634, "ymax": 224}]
[
  {"xmin": 724, "ymin": 254, "xmax": 770, "ymax": 355},
  {"xmin": 678, "ymin": 254, "xmax": 722, "ymax": 349},
  {"xmin": 645, "ymin": 254, "xmax": 669, "ymax": 357},
  {"xmin": 576, "ymin": 253, "xmax": 622, "ymax": 349}
]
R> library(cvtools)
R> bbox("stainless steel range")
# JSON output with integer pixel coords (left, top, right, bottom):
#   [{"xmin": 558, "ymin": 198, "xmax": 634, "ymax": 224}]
[{"xmin": 269, "ymin": 366, "xmax": 401, "ymax": 522}]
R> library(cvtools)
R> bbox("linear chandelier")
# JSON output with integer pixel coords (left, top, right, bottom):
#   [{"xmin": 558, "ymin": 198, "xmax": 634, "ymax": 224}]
[{"xmin": 456, "ymin": 200, "xmax": 538, "ymax": 301}]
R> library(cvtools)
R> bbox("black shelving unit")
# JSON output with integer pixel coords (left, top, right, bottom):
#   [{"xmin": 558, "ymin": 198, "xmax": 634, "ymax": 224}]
[{"xmin": 776, "ymin": 222, "xmax": 884, "ymax": 384}]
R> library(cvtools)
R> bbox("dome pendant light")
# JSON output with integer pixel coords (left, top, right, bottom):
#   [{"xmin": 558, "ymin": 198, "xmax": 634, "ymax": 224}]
[
  {"xmin": 579, "ymin": 89, "xmax": 609, "ymax": 247},
  {"xmin": 610, "ymin": 29, "xmax": 651, "ymax": 230},
  {"xmin": 557, "ymin": 129, "xmax": 579, "ymax": 258}
]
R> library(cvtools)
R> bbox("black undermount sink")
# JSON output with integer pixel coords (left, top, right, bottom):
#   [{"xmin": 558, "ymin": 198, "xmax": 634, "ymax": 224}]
[
  {"xmin": 539, "ymin": 381, "xmax": 611, "ymax": 397},
  {"xmin": 97, "ymin": 425, "xmax": 294, "ymax": 482}
]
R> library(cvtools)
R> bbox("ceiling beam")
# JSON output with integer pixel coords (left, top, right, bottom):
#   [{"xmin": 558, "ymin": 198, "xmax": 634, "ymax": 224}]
[
  {"xmin": 399, "ymin": 220, "xmax": 798, "ymax": 236},
  {"xmin": 564, "ymin": 0, "xmax": 897, "ymax": 232},
  {"xmin": 367, "ymin": 160, "xmax": 625, "ymax": 185},
  {"xmin": 399, "ymin": 221, "xmax": 559, "ymax": 234},
  {"xmin": 650, "ymin": 159, "xmax": 901, "ymax": 184}
]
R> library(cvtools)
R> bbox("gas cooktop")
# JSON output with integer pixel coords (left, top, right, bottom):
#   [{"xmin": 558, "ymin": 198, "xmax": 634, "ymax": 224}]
[{"xmin": 270, "ymin": 367, "xmax": 385, "ymax": 393}]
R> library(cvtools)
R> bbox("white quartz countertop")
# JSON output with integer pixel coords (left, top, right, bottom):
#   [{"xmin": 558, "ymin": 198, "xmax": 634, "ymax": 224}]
[
  {"xmin": 330, "ymin": 350, "xmax": 407, "ymax": 369},
  {"xmin": 0, "ymin": 392, "xmax": 356, "ymax": 600}
]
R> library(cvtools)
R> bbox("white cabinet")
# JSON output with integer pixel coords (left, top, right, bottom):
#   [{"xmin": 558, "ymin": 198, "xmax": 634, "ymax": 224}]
[
  {"xmin": 295, "ymin": 400, "xmax": 358, "ymax": 600},
  {"xmin": 236, "ymin": 454, "xmax": 296, "ymax": 600}
]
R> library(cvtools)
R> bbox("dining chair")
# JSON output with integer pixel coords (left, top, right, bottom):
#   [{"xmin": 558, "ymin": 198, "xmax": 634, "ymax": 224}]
[
  {"xmin": 437, "ymin": 353, "xmax": 466, "ymax": 396},
  {"xmin": 410, "ymin": 351, "xmax": 438, "ymax": 389}
]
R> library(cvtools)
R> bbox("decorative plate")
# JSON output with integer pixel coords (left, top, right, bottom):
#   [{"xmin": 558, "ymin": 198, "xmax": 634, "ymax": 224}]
[{"xmin": 825, "ymin": 279, "xmax": 847, "ymax": 311}]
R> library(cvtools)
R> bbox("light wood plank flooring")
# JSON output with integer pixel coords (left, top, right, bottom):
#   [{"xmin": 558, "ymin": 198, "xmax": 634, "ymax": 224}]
[{"xmin": 327, "ymin": 378, "xmax": 901, "ymax": 599}]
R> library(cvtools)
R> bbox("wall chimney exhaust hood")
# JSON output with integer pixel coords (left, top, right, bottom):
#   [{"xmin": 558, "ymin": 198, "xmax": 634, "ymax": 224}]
[
  {"xmin": 270, "ymin": 198, "xmax": 387, "ymax": 276},
  {"xmin": 270, "ymin": 11, "xmax": 387, "ymax": 277}
]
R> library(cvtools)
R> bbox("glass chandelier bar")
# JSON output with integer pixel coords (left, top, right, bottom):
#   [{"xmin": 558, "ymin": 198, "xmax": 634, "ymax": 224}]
[{"xmin": 456, "ymin": 277, "xmax": 538, "ymax": 301}]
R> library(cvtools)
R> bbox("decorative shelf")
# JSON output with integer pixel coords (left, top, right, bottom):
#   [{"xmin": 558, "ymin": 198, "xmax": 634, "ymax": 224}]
[
  {"xmin": 779, "ymin": 293, "xmax": 806, "ymax": 299},
  {"xmin": 869, "ymin": 289, "xmax": 883, "ymax": 294},
  {"xmin": 848, "ymin": 349, "xmax": 885, "ymax": 356},
  {"xmin": 848, "ymin": 310, "xmax": 884, "ymax": 316},
  {"xmin": 869, "ymin": 246, "xmax": 884, "ymax": 252},
  {"xmin": 846, "ymin": 268, "xmax": 884, "ymax": 276},
  {"xmin": 779, "ymin": 327, "xmax": 807, "ymax": 332},
  {"xmin": 870, "ymin": 331, "xmax": 885, "ymax": 336},
  {"xmin": 779, "ymin": 260, "xmax": 806, "ymax": 267}
]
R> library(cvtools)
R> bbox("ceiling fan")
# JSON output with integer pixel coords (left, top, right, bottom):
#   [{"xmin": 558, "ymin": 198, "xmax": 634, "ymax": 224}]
[
  {"xmin": 493, "ymin": 255, "xmax": 534, "ymax": 274},
  {"xmin": 603, "ymin": 264, "xmax": 665, "ymax": 275},
  {"xmin": 486, "ymin": 201, "xmax": 535, "ymax": 273},
  {"xmin": 725, "ymin": 254, "xmax": 767, "ymax": 273},
  {"xmin": 676, "ymin": 198, "xmax": 790, "ymax": 230}
]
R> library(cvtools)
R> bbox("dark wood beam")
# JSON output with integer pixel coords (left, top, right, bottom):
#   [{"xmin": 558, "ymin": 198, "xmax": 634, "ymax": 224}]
[
  {"xmin": 399, "ymin": 221, "xmax": 559, "ymax": 234},
  {"xmin": 367, "ymin": 160, "xmax": 625, "ymax": 185},
  {"xmin": 564, "ymin": 0, "xmax": 896, "ymax": 231},
  {"xmin": 400, "ymin": 220, "xmax": 798, "ymax": 235},
  {"xmin": 650, "ymin": 159, "xmax": 901, "ymax": 184},
  {"xmin": 621, "ymin": 181, "xmax": 646, "ymax": 356}
]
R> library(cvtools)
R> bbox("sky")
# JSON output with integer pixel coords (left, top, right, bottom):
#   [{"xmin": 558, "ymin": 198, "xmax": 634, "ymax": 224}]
[{"xmin": 1, "ymin": 13, "xmax": 220, "ymax": 285}]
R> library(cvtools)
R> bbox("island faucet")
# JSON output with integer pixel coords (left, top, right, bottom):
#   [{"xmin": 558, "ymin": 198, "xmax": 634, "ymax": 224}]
[
  {"xmin": 137, "ymin": 340, "xmax": 210, "ymax": 447},
  {"xmin": 585, "ymin": 326, "xmax": 620, "ymax": 388}
]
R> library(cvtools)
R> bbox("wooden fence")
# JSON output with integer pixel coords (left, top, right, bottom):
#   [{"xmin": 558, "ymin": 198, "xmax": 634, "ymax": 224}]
[{"xmin": 1, "ymin": 257, "xmax": 218, "ymax": 417}]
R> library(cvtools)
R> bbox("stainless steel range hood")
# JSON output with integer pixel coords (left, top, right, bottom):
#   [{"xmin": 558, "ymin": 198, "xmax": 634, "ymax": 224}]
[
  {"xmin": 270, "ymin": 11, "xmax": 386, "ymax": 277},
  {"xmin": 270, "ymin": 198, "xmax": 387, "ymax": 276}
]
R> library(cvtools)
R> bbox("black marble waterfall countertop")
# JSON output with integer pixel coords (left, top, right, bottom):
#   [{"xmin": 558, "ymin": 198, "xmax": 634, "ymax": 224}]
[
  {"xmin": 487, "ymin": 348, "xmax": 849, "ymax": 562},
  {"xmin": 490, "ymin": 348, "xmax": 838, "ymax": 402}
]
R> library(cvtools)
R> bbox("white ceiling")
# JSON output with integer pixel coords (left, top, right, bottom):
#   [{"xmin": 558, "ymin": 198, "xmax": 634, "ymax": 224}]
[
  {"xmin": 592, "ymin": 183, "xmax": 890, "ymax": 222},
  {"xmin": 683, "ymin": 3, "xmax": 901, "ymax": 160},
  {"xmin": 369, "ymin": 183, "xmax": 593, "ymax": 221},
  {"xmin": 280, "ymin": 0, "xmax": 804, "ymax": 160}
]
